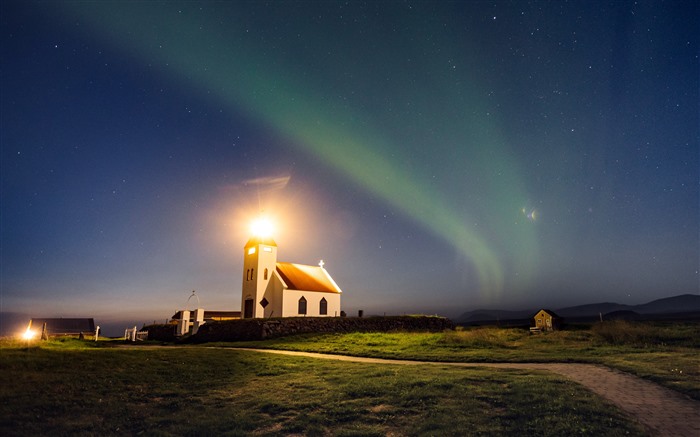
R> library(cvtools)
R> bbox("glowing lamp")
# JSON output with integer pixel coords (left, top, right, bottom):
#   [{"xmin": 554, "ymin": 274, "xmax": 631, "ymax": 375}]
[
  {"xmin": 22, "ymin": 328, "xmax": 36, "ymax": 341},
  {"xmin": 250, "ymin": 216, "xmax": 274, "ymax": 237}
]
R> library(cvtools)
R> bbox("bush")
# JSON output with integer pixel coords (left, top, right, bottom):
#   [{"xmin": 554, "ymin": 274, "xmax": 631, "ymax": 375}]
[
  {"xmin": 439, "ymin": 327, "xmax": 525, "ymax": 348},
  {"xmin": 143, "ymin": 324, "xmax": 177, "ymax": 342},
  {"xmin": 591, "ymin": 321, "xmax": 659, "ymax": 346}
]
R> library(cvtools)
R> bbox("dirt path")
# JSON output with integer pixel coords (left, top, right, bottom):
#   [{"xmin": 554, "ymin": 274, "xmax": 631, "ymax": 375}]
[{"xmin": 236, "ymin": 348, "xmax": 700, "ymax": 437}]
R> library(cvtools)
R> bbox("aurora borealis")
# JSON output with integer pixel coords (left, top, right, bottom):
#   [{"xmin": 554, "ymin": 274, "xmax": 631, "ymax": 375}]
[{"xmin": 2, "ymin": 1, "xmax": 697, "ymax": 334}]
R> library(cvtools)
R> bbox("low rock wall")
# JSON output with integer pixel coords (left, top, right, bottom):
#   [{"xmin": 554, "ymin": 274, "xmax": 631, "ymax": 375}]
[
  {"xmin": 188, "ymin": 316, "xmax": 453, "ymax": 343},
  {"xmin": 142, "ymin": 324, "xmax": 177, "ymax": 342}
]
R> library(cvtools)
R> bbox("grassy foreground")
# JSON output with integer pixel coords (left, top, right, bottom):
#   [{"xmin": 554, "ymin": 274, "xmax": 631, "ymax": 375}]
[
  {"xmin": 222, "ymin": 321, "xmax": 700, "ymax": 400},
  {"xmin": 0, "ymin": 339, "xmax": 646, "ymax": 436}
]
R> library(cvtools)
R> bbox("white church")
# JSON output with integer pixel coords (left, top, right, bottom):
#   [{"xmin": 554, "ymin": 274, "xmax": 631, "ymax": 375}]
[{"xmin": 241, "ymin": 234, "xmax": 342, "ymax": 318}]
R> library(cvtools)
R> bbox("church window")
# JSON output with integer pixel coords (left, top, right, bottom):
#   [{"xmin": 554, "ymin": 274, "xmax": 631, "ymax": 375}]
[
  {"xmin": 319, "ymin": 298, "xmax": 328, "ymax": 315},
  {"xmin": 263, "ymin": 247, "xmax": 272, "ymax": 252},
  {"xmin": 246, "ymin": 269, "xmax": 249, "ymax": 281},
  {"xmin": 251, "ymin": 268, "xmax": 254, "ymax": 279},
  {"xmin": 264, "ymin": 268, "xmax": 268, "ymax": 280},
  {"xmin": 260, "ymin": 298, "xmax": 269, "ymax": 308},
  {"xmin": 248, "ymin": 247, "xmax": 256, "ymax": 255},
  {"xmin": 298, "ymin": 296, "xmax": 307, "ymax": 315}
]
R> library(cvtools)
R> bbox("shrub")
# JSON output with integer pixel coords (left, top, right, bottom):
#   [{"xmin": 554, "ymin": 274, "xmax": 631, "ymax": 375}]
[
  {"xmin": 439, "ymin": 327, "xmax": 524, "ymax": 348},
  {"xmin": 591, "ymin": 321, "xmax": 659, "ymax": 346},
  {"xmin": 143, "ymin": 324, "xmax": 177, "ymax": 342}
]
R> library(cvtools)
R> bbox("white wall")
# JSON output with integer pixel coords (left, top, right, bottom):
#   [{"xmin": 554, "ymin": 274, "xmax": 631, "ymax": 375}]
[
  {"xmin": 261, "ymin": 274, "xmax": 284, "ymax": 318},
  {"xmin": 281, "ymin": 289, "xmax": 341, "ymax": 317}
]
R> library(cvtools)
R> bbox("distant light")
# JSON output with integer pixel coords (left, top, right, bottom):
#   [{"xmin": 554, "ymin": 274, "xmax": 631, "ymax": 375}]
[
  {"xmin": 250, "ymin": 216, "xmax": 274, "ymax": 237},
  {"xmin": 521, "ymin": 207, "xmax": 536, "ymax": 222},
  {"xmin": 22, "ymin": 328, "xmax": 36, "ymax": 340}
]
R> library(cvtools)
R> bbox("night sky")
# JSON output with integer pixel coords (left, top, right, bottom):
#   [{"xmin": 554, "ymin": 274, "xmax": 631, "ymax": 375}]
[{"xmin": 2, "ymin": 1, "xmax": 698, "ymax": 334}]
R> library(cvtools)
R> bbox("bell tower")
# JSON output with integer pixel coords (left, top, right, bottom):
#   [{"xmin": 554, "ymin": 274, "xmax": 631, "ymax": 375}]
[{"xmin": 241, "ymin": 233, "xmax": 277, "ymax": 319}]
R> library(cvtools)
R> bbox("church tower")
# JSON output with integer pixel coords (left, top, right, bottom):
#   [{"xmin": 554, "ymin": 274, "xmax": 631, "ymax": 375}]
[{"xmin": 241, "ymin": 235, "xmax": 277, "ymax": 318}]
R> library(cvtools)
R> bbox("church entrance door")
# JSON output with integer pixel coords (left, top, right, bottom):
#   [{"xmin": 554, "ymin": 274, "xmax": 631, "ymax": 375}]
[{"xmin": 244, "ymin": 299, "xmax": 254, "ymax": 318}]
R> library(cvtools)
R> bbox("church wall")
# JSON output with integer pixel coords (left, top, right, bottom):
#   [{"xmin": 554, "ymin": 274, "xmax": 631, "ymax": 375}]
[
  {"xmin": 262, "ymin": 274, "xmax": 284, "ymax": 318},
  {"xmin": 281, "ymin": 289, "xmax": 341, "ymax": 317}
]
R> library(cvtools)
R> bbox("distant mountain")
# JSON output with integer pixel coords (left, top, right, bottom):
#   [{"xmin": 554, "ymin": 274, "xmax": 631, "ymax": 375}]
[
  {"xmin": 457, "ymin": 309, "xmax": 535, "ymax": 323},
  {"xmin": 558, "ymin": 294, "xmax": 700, "ymax": 318},
  {"xmin": 456, "ymin": 294, "xmax": 700, "ymax": 323},
  {"xmin": 604, "ymin": 310, "xmax": 642, "ymax": 321},
  {"xmin": 634, "ymin": 294, "xmax": 700, "ymax": 314},
  {"xmin": 556, "ymin": 302, "xmax": 633, "ymax": 318}
]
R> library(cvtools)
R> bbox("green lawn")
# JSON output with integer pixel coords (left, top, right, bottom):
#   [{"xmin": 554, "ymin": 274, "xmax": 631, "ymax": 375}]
[
  {"xmin": 219, "ymin": 321, "xmax": 700, "ymax": 400},
  {"xmin": 0, "ymin": 339, "xmax": 647, "ymax": 436}
]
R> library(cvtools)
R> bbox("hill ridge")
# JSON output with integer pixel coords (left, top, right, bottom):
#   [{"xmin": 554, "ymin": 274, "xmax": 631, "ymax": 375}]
[{"xmin": 457, "ymin": 294, "xmax": 700, "ymax": 323}]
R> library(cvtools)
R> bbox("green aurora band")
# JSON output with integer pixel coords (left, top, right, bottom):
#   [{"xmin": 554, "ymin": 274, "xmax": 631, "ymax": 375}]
[{"xmin": 58, "ymin": 3, "xmax": 538, "ymax": 299}]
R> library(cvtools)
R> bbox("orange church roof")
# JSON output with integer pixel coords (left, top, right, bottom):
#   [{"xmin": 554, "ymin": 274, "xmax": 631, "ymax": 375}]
[
  {"xmin": 276, "ymin": 262, "xmax": 342, "ymax": 293},
  {"xmin": 244, "ymin": 236, "xmax": 277, "ymax": 247}
]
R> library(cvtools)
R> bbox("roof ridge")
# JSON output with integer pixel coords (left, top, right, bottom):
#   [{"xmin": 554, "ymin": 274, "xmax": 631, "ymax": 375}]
[{"xmin": 275, "ymin": 262, "xmax": 341, "ymax": 293}]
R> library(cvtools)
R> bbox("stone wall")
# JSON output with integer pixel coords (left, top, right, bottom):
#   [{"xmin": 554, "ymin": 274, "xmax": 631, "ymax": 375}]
[
  {"xmin": 142, "ymin": 323, "xmax": 177, "ymax": 342},
  {"xmin": 188, "ymin": 316, "xmax": 454, "ymax": 343}
]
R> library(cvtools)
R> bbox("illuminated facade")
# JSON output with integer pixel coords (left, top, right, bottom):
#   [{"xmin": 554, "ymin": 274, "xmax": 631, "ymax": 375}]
[
  {"xmin": 532, "ymin": 309, "xmax": 561, "ymax": 332},
  {"xmin": 241, "ymin": 236, "xmax": 342, "ymax": 318}
]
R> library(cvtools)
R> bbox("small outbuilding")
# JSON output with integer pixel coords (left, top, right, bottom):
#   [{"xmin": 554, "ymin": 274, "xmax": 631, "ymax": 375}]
[{"xmin": 532, "ymin": 309, "xmax": 561, "ymax": 332}]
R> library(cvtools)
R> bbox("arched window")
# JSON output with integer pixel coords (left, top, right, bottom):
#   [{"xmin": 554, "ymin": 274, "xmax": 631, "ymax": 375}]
[
  {"xmin": 264, "ymin": 268, "xmax": 268, "ymax": 280},
  {"xmin": 251, "ymin": 268, "xmax": 254, "ymax": 280},
  {"xmin": 246, "ymin": 269, "xmax": 249, "ymax": 281},
  {"xmin": 319, "ymin": 297, "xmax": 328, "ymax": 315},
  {"xmin": 298, "ymin": 296, "xmax": 307, "ymax": 315}
]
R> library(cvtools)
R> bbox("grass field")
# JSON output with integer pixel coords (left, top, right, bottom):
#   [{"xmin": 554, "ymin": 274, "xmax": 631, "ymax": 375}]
[
  {"xmin": 2, "ymin": 320, "xmax": 697, "ymax": 435},
  {"xmin": 220, "ymin": 321, "xmax": 700, "ymax": 400},
  {"xmin": 1, "ymin": 339, "xmax": 647, "ymax": 436}
]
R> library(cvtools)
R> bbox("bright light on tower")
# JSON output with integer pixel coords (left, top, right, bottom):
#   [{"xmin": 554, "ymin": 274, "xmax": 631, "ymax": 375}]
[{"xmin": 250, "ymin": 216, "xmax": 274, "ymax": 237}]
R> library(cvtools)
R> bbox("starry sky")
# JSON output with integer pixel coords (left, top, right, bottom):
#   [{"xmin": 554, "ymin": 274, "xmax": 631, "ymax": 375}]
[{"xmin": 2, "ymin": 1, "xmax": 698, "ymax": 335}]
